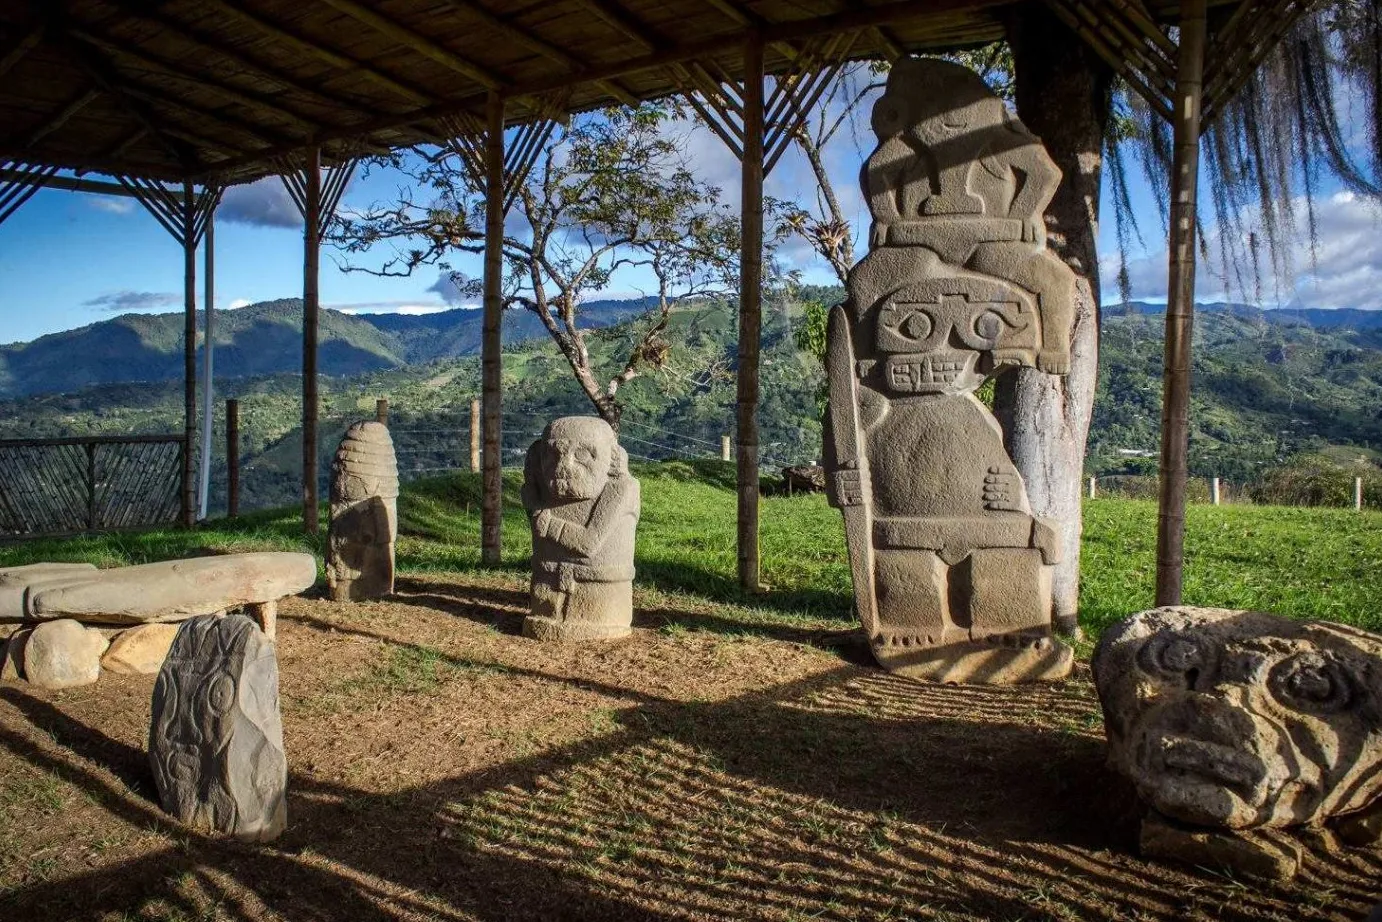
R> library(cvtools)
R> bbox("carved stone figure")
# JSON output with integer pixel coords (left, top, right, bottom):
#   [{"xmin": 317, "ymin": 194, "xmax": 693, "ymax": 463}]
[
  {"xmin": 149, "ymin": 614, "xmax": 287, "ymax": 842},
  {"xmin": 327, "ymin": 421, "xmax": 399, "ymax": 601},
  {"xmin": 1094, "ymin": 607, "xmax": 1382, "ymax": 841},
  {"xmin": 825, "ymin": 57, "xmax": 1076, "ymax": 684},
  {"xmin": 521, "ymin": 417, "xmax": 640, "ymax": 641}
]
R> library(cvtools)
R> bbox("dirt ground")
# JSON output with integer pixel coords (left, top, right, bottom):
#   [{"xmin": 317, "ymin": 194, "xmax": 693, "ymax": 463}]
[{"xmin": 1, "ymin": 573, "xmax": 1379, "ymax": 922}]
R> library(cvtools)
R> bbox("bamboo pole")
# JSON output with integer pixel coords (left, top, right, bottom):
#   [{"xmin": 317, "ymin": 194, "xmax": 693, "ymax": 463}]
[
  {"xmin": 181, "ymin": 181, "xmax": 196, "ymax": 527},
  {"xmin": 480, "ymin": 91, "xmax": 505, "ymax": 564},
  {"xmin": 470, "ymin": 397, "xmax": 481, "ymax": 473},
  {"xmin": 1356, "ymin": 477, "xmax": 1365, "ymax": 512},
  {"xmin": 1155, "ymin": 0, "xmax": 1207, "ymax": 607},
  {"xmin": 737, "ymin": 34, "xmax": 764, "ymax": 593},
  {"xmin": 198, "ymin": 207, "xmax": 215, "ymax": 521},
  {"xmin": 302, "ymin": 146, "xmax": 322, "ymax": 534},
  {"xmin": 376, "ymin": 397, "xmax": 389, "ymax": 424},
  {"xmin": 226, "ymin": 398, "xmax": 239, "ymax": 518}
]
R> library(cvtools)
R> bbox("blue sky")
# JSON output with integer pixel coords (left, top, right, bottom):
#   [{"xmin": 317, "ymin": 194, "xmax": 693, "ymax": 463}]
[{"xmin": 2, "ymin": 86, "xmax": 1379, "ymax": 346}]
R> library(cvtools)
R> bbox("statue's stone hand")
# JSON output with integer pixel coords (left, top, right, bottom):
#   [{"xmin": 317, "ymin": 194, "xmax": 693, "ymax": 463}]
[
  {"xmin": 983, "ymin": 466, "xmax": 1024, "ymax": 512},
  {"xmin": 534, "ymin": 508, "xmax": 555, "ymax": 538},
  {"xmin": 1037, "ymin": 350, "xmax": 1070, "ymax": 375}
]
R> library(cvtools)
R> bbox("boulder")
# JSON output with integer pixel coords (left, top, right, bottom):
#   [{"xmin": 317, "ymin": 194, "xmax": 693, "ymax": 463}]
[
  {"xmin": 102, "ymin": 623, "xmax": 181, "ymax": 675},
  {"xmin": 24, "ymin": 619, "xmax": 107, "ymax": 689},
  {"xmin": 24, "ymin": 552, "xmax": 316, "ymax": 625},
  {"xmin": 1, "ymin": 627, "xmax": 32, "ymax": 680},
  {"xmin": 149, "ymin": 614, "xmax": 286, "ymax": 841},
  {"xmin": 1094, "ymin": 606, "xmax": 1382, "ymax": 841}
]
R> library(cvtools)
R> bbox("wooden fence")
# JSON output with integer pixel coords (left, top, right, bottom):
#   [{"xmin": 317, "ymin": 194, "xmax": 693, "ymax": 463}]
[{"xmin": 0, "ymin": 435, "xmax": 186, "ymax": 538}]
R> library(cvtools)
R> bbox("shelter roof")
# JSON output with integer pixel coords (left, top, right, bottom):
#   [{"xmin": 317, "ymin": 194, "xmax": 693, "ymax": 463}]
[{"xmin": 0, "ymin": 0, "xmax": 1231, "ymax": 185}]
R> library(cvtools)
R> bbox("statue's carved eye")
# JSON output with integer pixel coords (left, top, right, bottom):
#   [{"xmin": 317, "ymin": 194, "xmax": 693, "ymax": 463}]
[
  {"xmin": 1270, "ymin": 654, "xmax": 1354, "ymax": 714},
  {"xmin": 1138, "ymin": 631, "xmax": 1209, "ymax": 688},
  {"xmin": 972, "ymin": 309, "xmax": 1011, "ymax": 343},
  {"xmin": 900, "ymin": 310, "xmax": 932, "ymax": 341},
  {"xmin": 574, "ymin": 447, "xmax": 594, "ymax": 463}
]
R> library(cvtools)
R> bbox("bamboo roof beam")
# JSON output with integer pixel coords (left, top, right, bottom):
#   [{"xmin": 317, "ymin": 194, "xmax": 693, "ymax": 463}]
[
  {"xmin": 317, "ymin": 0, "xmax": 507, "ymax": 89},
  {"xmin": 20, "ymin": 87, "xmax": 101, "ymax": 149},
  {"xmin": 0, "ymin": 23, "xmax": 43, "ymax": 79},
  {"xmin": 200, "ymin": 0, "xmax": 434, "ymax": 107},
  {"xmin": 0, "ymin": 168, "xmax": 134, "ymax": 197},
  {"xmin": 572, "ymin": 0, "xmax": 664, "ymax": 51},
  {"xmin": 0, "ymin": 160, "xmax": 59, "ymax": 225}
]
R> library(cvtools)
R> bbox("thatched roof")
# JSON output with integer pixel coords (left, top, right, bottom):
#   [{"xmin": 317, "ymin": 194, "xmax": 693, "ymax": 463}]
[{"xmin": 0, "ymin": 0, "xmax": 1228, "ymax": 185}]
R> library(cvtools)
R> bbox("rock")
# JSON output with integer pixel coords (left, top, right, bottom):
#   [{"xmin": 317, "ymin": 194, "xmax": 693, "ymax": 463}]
[
  {"xmin": 1, "ymin": 627, "xmax": 32, "ymax": 680},
  {"xmin": 822, "ymin": 58, "xmax": 1075, "ymax": 684},
  {"xmin": 781, "ymin": 465, "xmax": 826, "ymax": 493},
  {"xmin": 149, "ymin": 614, "xmax": 286, "ymax": 841},
  {"xmin": 1140, "ymin": 812, "xmax": 1302, "ymax": 883},
  {"xmin": 102, "ymin": 623, "xmax": 180, "ymax": 675},
  {"xmin": 21, "ymin": 552, "xmax": 316, "ymax": 625},
  {"xmin": 1094, "ymin": 606, "xmax": 1382, "ymax": 834},
  {"xmin": 326, "ymin": 421, "xmax": 399, "ymax": 602},
  {"xmin": 0, "ymin": 562, "xmax": 98, "ymax": 620},
  {"xmin": 521, "ymin": 417, "xmax": 640, "ymax": 642},
  {"xmin": 24, "ymin": 619, "xmax": 107, "ymax": 689}
]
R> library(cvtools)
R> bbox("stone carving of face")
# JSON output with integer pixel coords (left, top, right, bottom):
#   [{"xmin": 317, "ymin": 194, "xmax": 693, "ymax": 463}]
[
  {"xmin": 871, "ymin": 57, "xmax": 1006, "ymax": 149},
  {"xmin": 1094, "ymin": 607, "xmax": 1382, "ymax": 830},
  {"xmin": 541, "ymin": 417, "xmax": 617, "ymax": 502}
]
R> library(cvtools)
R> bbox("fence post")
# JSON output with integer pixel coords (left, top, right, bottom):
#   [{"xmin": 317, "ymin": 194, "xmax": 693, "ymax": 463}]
[
  {"xmin": 722, "ymin": 435, "xmax": 731, "ymax": 463},
  {"xmin": 85, "ymin": 442, "xmax": 97, "ymax": 531},
  {"xmin": 1357, "ymin": 477, "xmax": 1365, "ymax": 512},
  {"xmin": 470, "ymin": 398, "xmax": 481, "ymax": 473},
  {"xmin": 226, "ymin": 399, "xmax": 240, "ymax": 519},
  {"xmin": 1087, "ymin": 476, "xmax": 1096, "ymax": 499},
  {"xmin": 1211, "ymin": 477, "xmax": 1221, "ymax": 506},
  {"xmin": 376, "ymin": 398, "xmax": 389, "ymax": 425}
]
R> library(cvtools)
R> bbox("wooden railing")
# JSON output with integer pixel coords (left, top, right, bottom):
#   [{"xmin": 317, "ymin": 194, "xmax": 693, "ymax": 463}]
[{"xmin": 0, "ymin": 435, "xmax": 186, "ymax": 538}]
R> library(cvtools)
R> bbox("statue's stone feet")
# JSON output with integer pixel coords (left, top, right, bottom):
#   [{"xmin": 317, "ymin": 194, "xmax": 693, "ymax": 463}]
[
  {"xmin": 522, "ymin": 615, "xmax": 632, "ymax": 642},
  {"xmin": 1140, "ymin": 811, "xmax": 1302, "ymax": 884},
  {"xmin": 870, "ymin": 632, "xmax": 1072, "ymax": 684}
]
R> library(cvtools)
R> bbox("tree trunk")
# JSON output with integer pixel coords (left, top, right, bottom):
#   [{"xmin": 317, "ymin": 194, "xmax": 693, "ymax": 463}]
[{"xmin": 1000, "ymin": 5, "xmax": 1112, "ymax": 635}]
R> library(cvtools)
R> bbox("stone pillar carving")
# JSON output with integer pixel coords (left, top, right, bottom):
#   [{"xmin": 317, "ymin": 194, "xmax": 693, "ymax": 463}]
[
  {"xmin": 521, "ymin": 417, "xmax": 640, "ymax": 641},
  {"xmin": 149, "ymin": 614, "xmax": 287, "ymax": 841},
  {"xmin": 825, "ymin": 58, "xmax": 1077, "ymax": 684},
  {"xmin": 327, "ymin": 421, "xmax": 399, "ymax": 601}
]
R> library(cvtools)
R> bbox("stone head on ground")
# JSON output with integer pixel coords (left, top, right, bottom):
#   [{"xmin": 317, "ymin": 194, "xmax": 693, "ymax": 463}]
[{"xmin": 1094, "ymin": 606, "xmax": 1382, "ymax": 834}]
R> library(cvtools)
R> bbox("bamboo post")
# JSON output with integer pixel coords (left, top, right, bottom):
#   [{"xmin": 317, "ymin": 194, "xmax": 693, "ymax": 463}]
[
  {"xmin": 470, "ymin": 397, "xmax": 481, "ymax": 473},
  {"xmin": 1357, "ymin": 477, "xmax": 1365, "ymax": 512},
  {"xmin": 198, "ymin": 208, "xmax": 216, "ymax": 522},
  {"xmin": 1211, "ymin": 476, "xmax": 1221, "ymax": 506},
  {"xmin": 480, "ymin": 91, "xmax": 505, "ymax": 564},
  {"xmin": 722, "ymin": 435, "xmax": 731, "ymax": 463},
  {"xmin": 226, "ymin": 398, "xmax": 240, "ymax": 518},
  {"xmin": 376, "ymin": 397, "xmax": 389, "ymax": 424},
  {"xmin": 181, "ymin": 181, "xmax": 197, "ymax": 528},
  {"xmin": 1155, "ymin": 0, "xmax": 1207, "ymax": 607},
  {"xmin": 302, "ymin": 146, "xmax": 322, "ymax": 534},
  {"xmin": 737, "ymin": 34, "xmax": 765, "ymax": 593},
  {"xmin": 85, "ymin": 442, "xmax": 97, "ymax": 530}
]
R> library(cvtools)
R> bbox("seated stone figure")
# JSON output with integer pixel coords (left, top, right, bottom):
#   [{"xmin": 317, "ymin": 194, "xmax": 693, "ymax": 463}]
[
  {"xmin": 825, "ymin": 57, "xmax": 1076, "ymax": 684},
  {"xmin": 326, "ymin": 421, "xmax": 399, "ymax": 602},
  {"xmin": 1095, "ymin": 606, "xmax": 1382, "ymax": 837},
  {"xmin": 522, "ymin": 417, "xmax": 640, "ymax": 641}
]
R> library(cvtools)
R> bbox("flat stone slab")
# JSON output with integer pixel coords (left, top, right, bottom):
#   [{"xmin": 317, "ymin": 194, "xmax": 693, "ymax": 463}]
[
  {"xmin": 874, "ymin": 636, "xmax": 1073, "ymax": 684},
  {"xmin": 1141, "ymin": 812, "xmax": 1302, "ymax": 884},
  {"xmin": 12, "ymin": 553, "xmax": 316, "ymax": 625},
  {"xmin": 0, "ymin": 564, "xmax": 99, "ymax": 619},
  {"xmin": 150, "ymin": 614, "xmax": 286, "ymax": 841}
]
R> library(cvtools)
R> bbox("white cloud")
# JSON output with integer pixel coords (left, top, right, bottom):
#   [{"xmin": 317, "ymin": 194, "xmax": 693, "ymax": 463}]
[
  {"xmin": 327, "ymin": 299, "xmax": 456, "ymax": 315},
  {"xmin": 88, "ymin": 197, "xmax": 134, "ymax": 215},
  {"xmin": 219, "ymin": 177, "xmax": 302, "ymax": 229},
  {"xmin": 426, "ymin": 271, "xmax": 481, "ymax": 306},
  {"xmin": 83, "ymin": 290, "xmax": 179, "ymax": 312},
  {"xmin": 226, "ymin": 298, "xmax": 252, "ymax": 309}
]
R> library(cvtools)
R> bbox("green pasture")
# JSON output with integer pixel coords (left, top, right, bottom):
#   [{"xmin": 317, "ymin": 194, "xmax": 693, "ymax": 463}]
[{"xmin": 2, "ymin": 460, "xmax": 1379, "ymax": 641}]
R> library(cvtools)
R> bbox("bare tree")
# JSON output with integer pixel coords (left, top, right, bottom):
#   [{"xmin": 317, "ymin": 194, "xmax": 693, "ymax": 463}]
[{"xmin": 334, "ymin": 105, "xmax": 740, "ymax": 429}]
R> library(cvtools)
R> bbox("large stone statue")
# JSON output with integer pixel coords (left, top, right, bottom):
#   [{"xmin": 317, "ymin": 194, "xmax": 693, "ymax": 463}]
[
  {"xmin": 521, "ymin": 417, "xmax": 640, "ymax": 641},
  {"xmin": 825, "ymin": 57, "xmax": 1077, "ymax": 684},
  {"xmin": 327, "ymin": 421, "xmax": 399, "ymax": 602},
  {"xmin": 1095, "ymin": 607, "xmax": 1382, "ymax": 839},
  {"xmin": 149, "ymin": 613, "xmax": 287, "ymax": 841}
]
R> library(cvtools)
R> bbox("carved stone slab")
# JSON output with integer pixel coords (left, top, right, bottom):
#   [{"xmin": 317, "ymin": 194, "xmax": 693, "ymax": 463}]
[
  {"xmin": 8, "ymin": 553, "xmax": 316, "ymax": 625},
  {"xmin": 824, "ymin": 57, "xmax": 1076, "ymax": 683},
  {"xmin": 149, "ymin": 613, "xmax": 286, "ymax": 841},
  {"xmin": 1095, "ymin": 606, "xmax": 1382, "ymax": 848},
  {"xmin": 327, "ymin": 421, "xmax": 399, "ymax": 602},
  {"xmin": 521, "ymin": 417, "xmax": 640, "ymax": 641}
]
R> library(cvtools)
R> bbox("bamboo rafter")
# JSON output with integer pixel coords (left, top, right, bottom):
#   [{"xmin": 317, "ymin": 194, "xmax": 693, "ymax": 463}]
[
  {"xmin": 117, "ymin": 176, "xmax": 222, "ymax": 247},
  {"xmin": 0, "ymin": 159, "xmax": 59, "ymax": 225},
  {"xmin": 669, "ymin": 30, "xmax": 859, "ymax": 173},
  {"xmin": 1201, "ymin": 0, "xmax": 1315, "ymax": 124},
  {"xmin": 1042, "ymin": 0, "xmax": 1177, "ymax": 120},
  {"xmin": 275, "ymin": 152, "xmax": 360, "ymax": 235},
  {"xmin": 438, "ymin": 105, "xmax": 563, "ymax": 214}
]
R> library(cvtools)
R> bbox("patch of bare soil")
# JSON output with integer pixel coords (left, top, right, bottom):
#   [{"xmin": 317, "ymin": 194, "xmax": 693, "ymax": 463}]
[{"xmin": 1, "ymin": 573, "xmax": 1378, "ymax": 921}]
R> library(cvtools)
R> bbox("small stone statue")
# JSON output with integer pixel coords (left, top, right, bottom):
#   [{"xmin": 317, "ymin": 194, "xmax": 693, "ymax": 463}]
[
  {"xmin": 521, "ymin": 417, "xmax": 640, "ymax": 641},
  {"xmin": 1095, "ymin": 606, "xmax": 1382, "ymax": 879},
  {"xmin": 327, "ymin": 421, "xmax": 399, "ymax": 601},
  {"xmin": 149, "ymin": 614, "xmax": 287, "ymax": 842},
  {"xmin": 824, "ymin": 57, "xmax": 1077, "ymax": 684}
]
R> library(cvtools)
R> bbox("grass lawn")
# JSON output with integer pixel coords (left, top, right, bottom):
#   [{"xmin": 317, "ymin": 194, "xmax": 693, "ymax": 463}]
[
  {"xmin": 4, "ymin": 459, "xmax": 1380, "ymax": 642},
  {"xmin": 2, "ymin": 462, "xmax": 1380, "ymax": 920}
]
